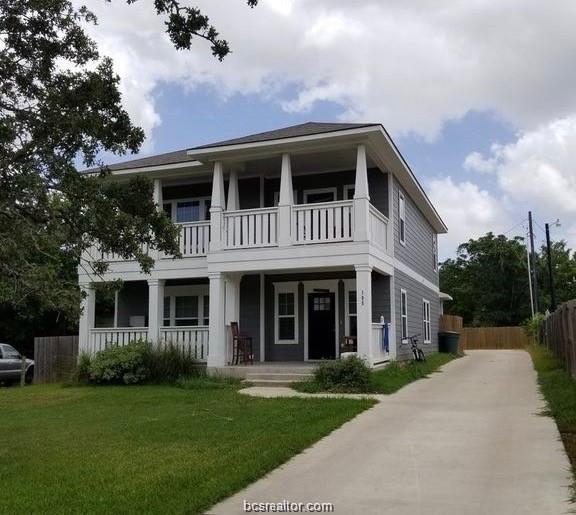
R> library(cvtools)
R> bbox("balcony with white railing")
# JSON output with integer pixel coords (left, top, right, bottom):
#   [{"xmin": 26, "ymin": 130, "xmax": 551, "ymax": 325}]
[
  {"xmin": 175, "ymin": 221, "xmax": 211, "ymax": 257},
  {"xmin": 223, "ymin": 207, "xmax": 278, "ymax": 249},
  {"xmin": 292, "ymin": 200, "xmax": 354, "ymax": 245}
]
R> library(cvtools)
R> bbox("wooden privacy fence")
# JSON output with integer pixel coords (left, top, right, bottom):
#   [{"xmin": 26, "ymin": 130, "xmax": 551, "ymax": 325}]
[
  {"xmin": 543, "ymin": 300, "xmax": 576, "ymax": 378},
  {"xmin": 439, "ymin": 315, "xmax": 529, "ymax": 351},
  {"xmin": 460, "ymin": 326, "xmax": 529, "ymax": 350},
  {"xmin": 34, "ymin": 335, "xmax": 78, "ymax": 384}
]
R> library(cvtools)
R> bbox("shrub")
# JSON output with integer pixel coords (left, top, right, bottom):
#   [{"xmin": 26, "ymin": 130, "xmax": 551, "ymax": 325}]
[
  {"xmin": 70, "ymin": 352, "xmax": 92, "ymax": 385},
  {"xmin": 312, "ymin": 356, "xmax": 372, "ymax": 393},
  {"xmin": 88, "ymin": 340, "xmax": 149, "ymax": 385},
  {"xmin": 145, "ymin": 344, "xmax": 199, "ymax": 383},
  {"xmin": 524, "ymin": 313, "xmax": 545, "ymax": 344}
]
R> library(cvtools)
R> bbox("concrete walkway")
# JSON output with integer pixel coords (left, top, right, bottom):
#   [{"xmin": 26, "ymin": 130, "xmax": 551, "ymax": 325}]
[{"xmin": 209, "ymin": 351, "xmax": 573, "ymax": 514}]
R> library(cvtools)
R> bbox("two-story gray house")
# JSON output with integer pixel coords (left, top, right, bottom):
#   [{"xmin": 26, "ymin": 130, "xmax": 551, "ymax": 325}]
[{"xmin": 78, "ymin": 122, "xmax": 447, "ymax": 371}]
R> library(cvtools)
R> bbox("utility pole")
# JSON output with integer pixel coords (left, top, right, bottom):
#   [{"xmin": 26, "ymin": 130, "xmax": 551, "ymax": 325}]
[
  {"xmin": 526, "ymin": 231, "xmax": 535, "ymax": 317},
  {"xmin": 528, "ymin": 211, "xmax": 539, "ymax": 313},
  {"xmin": 545, "ymin": 223, "xmax": 557, "ymax": 311}
]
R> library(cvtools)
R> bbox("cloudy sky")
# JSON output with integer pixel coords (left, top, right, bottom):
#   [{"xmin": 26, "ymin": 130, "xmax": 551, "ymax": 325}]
[{"xmin": 79, "ymin": 0, "xmax": 576, "ymax": 258}]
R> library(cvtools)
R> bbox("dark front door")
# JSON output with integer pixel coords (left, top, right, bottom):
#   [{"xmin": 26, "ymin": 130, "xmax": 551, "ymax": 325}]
[{"xmin": 308, "ymin": 292, "xmax": 336, "ymax": 360}]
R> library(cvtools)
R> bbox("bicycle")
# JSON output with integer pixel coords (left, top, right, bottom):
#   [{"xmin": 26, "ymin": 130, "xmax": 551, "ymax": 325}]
[{"xmin": 402, "ymin": 333, "xmax": 426, "ymax": 362}]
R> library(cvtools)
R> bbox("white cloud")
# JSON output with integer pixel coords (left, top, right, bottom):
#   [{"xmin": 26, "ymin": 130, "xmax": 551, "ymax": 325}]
[
  {"xmin": 457, "ymin": 114, "xmax": 576, "ymax": 254},
  {"xmin": 463, "ymin": 150, "xmax": 498, "ymax": 174},
  {"xmin": 427, "ymin": 177, "xmax": 513, "ymax": 258},
  {"xmin": 76, "ymin": 0, "xmax": 576, "ymax": 145}
]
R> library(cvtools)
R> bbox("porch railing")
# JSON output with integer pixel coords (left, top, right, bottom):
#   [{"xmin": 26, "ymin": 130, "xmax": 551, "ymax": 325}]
[
  {"xmin": 223, "ymin": 207, "xmax": 278, "ymax": 249},
  {"xmin": 89, "ymin": 327, "xmax": 149, "ymax": 353},
  {"xmin": 371, "ymin": 322, "xmax": 390, "ymax": 364},
  {"xmin": 369, "ymin": 204, "xmax": 389, "ymax": 251},
  {"xmin": 176, "ymin": 221, "xmax": 211, "ymax": 257},
  {"xmin": 159, "ymin": 326, "xmax": 209, "ymax": 362},
  {"xmin": 292, "ymin": 200, "xmax": 353, "ymax": 244}
]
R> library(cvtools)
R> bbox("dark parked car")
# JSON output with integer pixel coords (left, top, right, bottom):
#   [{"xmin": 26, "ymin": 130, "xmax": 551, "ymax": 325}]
[{"xmin": 0, "ymin": 344, "xmax": 34, "ymax": 385}]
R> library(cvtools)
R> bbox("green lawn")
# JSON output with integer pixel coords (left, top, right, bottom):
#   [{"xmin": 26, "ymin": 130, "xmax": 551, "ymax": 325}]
[
  {"xmin": 294, "ymin": 353, "xmax": 458, "ymax": 394},
  {"xmin": 0, "ymin": 380, "xmax": 373, "ymax": 514},
  {"xmin": 527, "ymin": 343, "xmax": 576, "ymax": 497}
]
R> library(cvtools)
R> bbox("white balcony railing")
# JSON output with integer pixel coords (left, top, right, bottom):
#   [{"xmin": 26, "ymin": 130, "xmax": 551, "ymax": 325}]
[
  {"xmin": 369, "ymin": 204, "xmax": 389, "ymax": 251},
  {"xmin": 160, "ymin": 326, "xmax": 209, "ymax": 362},
  {"xmin": 223, "ymin": 207, "xmax": 278, "ymax": 249},
  {"xmin": 176, "ymin": 221, "xmax": 211, "ymax": 257},
  {"xmin": 292, "ymin": 200, "xmax": 354, "ymax": 244},
  {"xmin": 89, "ymin": 327, "xmax": 149, "ymax": 353}
]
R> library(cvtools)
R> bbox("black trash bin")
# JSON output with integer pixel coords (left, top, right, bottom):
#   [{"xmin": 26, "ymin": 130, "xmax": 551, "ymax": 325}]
[{"xmin": 439, "ymin": 331, "xmax": 460, "ymax": 354}]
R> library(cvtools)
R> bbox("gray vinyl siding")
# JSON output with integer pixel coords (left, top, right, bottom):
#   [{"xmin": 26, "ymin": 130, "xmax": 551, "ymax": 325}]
[
  {"xmin": 372, "ymin": 272, "xmax": 391, "ymax": 324},
  {"xmin": 394, "ymin": 269, "xmax": 439, "ymax": 360},
  {"xmin": 239, "ymin": 275, "xmax": 261, "ymax": 361},
  {"xmin": 263, "ymin": 271, "xmax": 354, "ymax": 361},
  {"xmin": 392, "ymin": 178, "xmax": 438, "ymax": 285},
  {"xmin": 163, "ymin": 182, "xmax": 212, "ymax": 200}
]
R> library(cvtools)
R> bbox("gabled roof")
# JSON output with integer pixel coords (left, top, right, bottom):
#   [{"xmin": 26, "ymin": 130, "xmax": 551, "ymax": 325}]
[{"xmin": 190, "ymin": 122, "xmax": 379, "ymax": 150}]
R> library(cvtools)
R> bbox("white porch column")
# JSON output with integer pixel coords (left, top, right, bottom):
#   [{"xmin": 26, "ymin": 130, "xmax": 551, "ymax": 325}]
[
  {"xmin": 78, "ymin": 284, "xmax": 96, "ymax": 355},
  {"xmin": 147, "ymin": 279, "xmax": 165, "ymax": 343},
  {"xmin": 227, "ymin": 169, "xmax": 239, "ymax": 211},
  {"xmin": 355, "ymin": 264, "xmax": 373, "ymax": 365},
  {"xmin": 210, "ymin": 161, "xmax": 225, "ymax": 251},
  {"xmin": 353, "ymin": 144, "xmax": 371, "ymax": 242},
  {"xmin": 208, "ymin": 272, "xmax": 227, "ymax": 367},
  {"xmin": 278, "ymin": 153, "xmax": 294, "ymax": 247}
]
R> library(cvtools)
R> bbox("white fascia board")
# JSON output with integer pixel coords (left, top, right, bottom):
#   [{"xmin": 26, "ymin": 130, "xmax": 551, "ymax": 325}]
[
  {"xmin": 185, "ymin": 126, "xmax": 381, "ymax": 160},
  {"xmin": 367, "ymin": 127, "xmax": 448, "ymax": 234},
  {"xmin": 83, "ymin": 160, "xmax": 206, "ymax": 180}
]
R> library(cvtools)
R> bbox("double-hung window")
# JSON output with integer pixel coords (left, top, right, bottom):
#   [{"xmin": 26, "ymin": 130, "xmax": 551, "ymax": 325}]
[
  {"xmin": 423, "ymin": 299, "xmax": 431, "ymax": 343},
  {"xmin": 399, "ymin": 191, "xmax": 406, "ymax": 245},
  {"xmin": 163, "ymin": 198, "xmax": 211, "ymax": 223},
  {"xmin": 400, "ymin": 289, "xmax": 408, "ymax": 340},
  {"xmin": 275, "ymin": 284, "xmax": 298, "ymax": 344},
  {"xmin": 175, "ymin": 296, "xmax": 199, "ymax": 326}
]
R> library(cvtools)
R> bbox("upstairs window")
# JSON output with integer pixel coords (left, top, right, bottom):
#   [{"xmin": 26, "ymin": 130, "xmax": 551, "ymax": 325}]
[
  {"xmin": 423, "ymin": 299, "xmax": 431, "ymax": 343},
  {"xmin": 433, "ymin": 234, "xmax": 438, "ymax": 271},
  {"xmin": 399, "ymin": 191, "xmax": 406, "ymax": 245},
  {"xmin": 401, "ymin": 289, "xmax": 408, "ymax": 340}
]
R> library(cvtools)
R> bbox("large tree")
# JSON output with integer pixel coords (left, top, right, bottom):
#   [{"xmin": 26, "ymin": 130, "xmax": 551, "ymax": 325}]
[
  {"xmin": 440, "ymin": 232, "xmax": 576, "ymax": 326},
  {"xmin": 0, "ymin": 0, "xmax": 256, "ymax": 342}
]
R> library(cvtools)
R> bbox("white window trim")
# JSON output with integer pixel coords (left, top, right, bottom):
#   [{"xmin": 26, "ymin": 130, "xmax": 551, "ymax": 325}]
[
  {"xmin": 274, "ymin": 282, "xmax": 299, "ymax": 345},
  {"xmin": 400, "ymin": 288, "xmax": 408, "ymax": 341},
  {"xmin": 163, "ymin": 285, "xmax": 209, "ymax": 327},
  {"xmin": 399, "ymin": 190, "xmax": 406, "ymax": 246},
  {"xmin": 423, "ymin": 298, "xmax": 431, "ymax": 343},
  {"xmin": 164, "ymin": 196, "xmax": 211, "ymax": 223},
  {"xmin": 344, "ymin": 184, "xmax": 355, "ymax": 200},
  {"xmin": 303, "ymin": 187, "xmax": 337, "ymax": 203},
  {"xmin": 433, "ymin": 234, "xmax": 438, "ymax": 272}
]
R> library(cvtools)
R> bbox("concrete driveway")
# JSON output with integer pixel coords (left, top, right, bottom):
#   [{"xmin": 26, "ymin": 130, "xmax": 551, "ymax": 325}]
[{"xmin": 209, "ymin": 351, "xmax": 573, "ymax": 514}]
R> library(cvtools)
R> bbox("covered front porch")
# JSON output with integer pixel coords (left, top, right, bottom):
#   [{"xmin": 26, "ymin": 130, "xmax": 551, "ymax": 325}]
[{"xmin": 79, "ymin": 265, "xmax": 395, "ymax": 368}]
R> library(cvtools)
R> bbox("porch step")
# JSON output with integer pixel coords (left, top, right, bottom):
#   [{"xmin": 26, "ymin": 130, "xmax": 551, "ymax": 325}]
[{"xmin": 242, "ymin": 372, "xmax": 313, "ymax": 387}]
